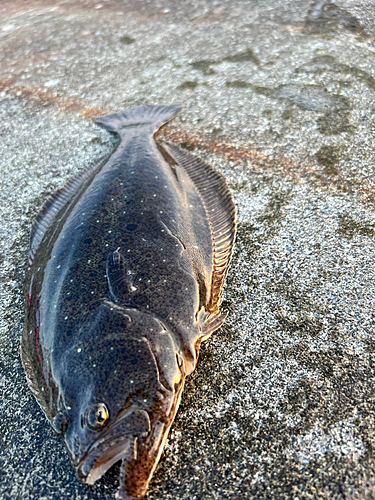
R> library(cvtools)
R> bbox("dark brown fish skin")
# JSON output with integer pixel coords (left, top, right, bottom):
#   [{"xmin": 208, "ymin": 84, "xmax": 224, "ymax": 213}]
[{"xmin": 21, "ymin": 104, "xmax": 236, "ymax": 499}]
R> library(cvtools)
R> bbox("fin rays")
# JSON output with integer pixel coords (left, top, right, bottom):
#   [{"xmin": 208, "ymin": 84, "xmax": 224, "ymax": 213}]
[{"xmin": 160, "ymin": 142, "xmax": 236, "ymax": 316}]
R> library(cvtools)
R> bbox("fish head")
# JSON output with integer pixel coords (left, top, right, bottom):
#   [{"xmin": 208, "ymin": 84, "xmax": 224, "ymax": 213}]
[{"xmin": 51, "ymin": 303, "xmax": 186, "ymax": 499}]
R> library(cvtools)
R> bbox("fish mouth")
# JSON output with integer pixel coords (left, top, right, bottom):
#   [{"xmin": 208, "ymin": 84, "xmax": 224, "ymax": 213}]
[
  {"xmin": 83, "ymin": 436, "xmax": 133, "ymax": 485},
  {"xmin": 77, "ymin": 408, "xmax": 150, "ymax": 485}
]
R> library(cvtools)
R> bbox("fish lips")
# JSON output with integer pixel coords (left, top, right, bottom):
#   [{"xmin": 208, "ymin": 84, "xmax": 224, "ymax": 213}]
[{"xmin": 76, "ymin": 408, "xmax": 151, "ymax": 485}]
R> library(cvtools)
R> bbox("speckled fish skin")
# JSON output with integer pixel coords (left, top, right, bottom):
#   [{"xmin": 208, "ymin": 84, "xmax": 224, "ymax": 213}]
[{"xmin": 21, "ymin": 104, "xmax": 236, "ymax": 499}]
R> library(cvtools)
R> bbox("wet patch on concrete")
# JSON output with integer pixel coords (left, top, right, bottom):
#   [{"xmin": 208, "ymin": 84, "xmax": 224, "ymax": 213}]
[
  {"xmin": 304, "ymin": 0, "xmax": 367, "ymax": 37},
  {"xmin": 225, "ymin": 81, "xmax": 353, "ymax": 135},
  {"xmin": 232, "ymin": 220, "xmax": 260, "ymax": 255},
  {"xmin": 248, "ymin": 84, "xmax": 272, "ymax": 96},
  {"xmin": 190, "ymin": 48, "xmax": 260, "ymax": 75},
  {"xmin": 226, "ymin": 79, "xmax": 251, "ymax": 88},
  {"xmin": 271, "ymin": 84, "xmax": 349, "ymax": 112},
  {"xmin": 317, "ymin": 109, "xmax": 355, "ymax": 135},
  {"xmin": 266, "ymin": 276, "xmax": 326, "ymax": 339},
  {"xmin": 176, "ymin": 80, "xmax": 199, "ymax": 90},
  {"xmin": 263, "ymin": 109, "xmax": 273, "ymax": 119},
  {"xmin": 257, "ymin": 189, "xmax": 292, "ymax": 228},
  {"xmin": 275, "ymin": 310, "xmax": 324, "ymax": 337},
  {"xmin": 281, "ymin": 348, "xmax": 375, "ymax": 428},
  {"xmin": 189, "ymin": 60, "xmax": 217, "ymax": 75},
  {"xmin": 282, "ymin": 108, "xmax": 294, "ymax": 120},
  {"xmin": 338, "ymin": 213, "xmax": 375, "ymax": 239},
  {"xmin": 297, "ymin": 55, "xmax": 375, "ymax": 92},
  {"xmin": 225, "ymin": 80, "xmax": 346, "ymax": 113},
  {"xmin": 315, "ymin": 145, "xmax": 343, "ymax": 175},
  {"xmin": 223, "ymin": 47, "xmax": 260, "ymax": 65},
  {"xmin": 119, "ymin": 35, "xmax": 135, "ymax": 45}
]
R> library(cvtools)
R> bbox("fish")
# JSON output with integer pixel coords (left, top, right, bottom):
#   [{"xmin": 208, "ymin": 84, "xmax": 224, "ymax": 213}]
[{"xmin": 21, "ymin": 104, "xmax": 236, "ymax": 499}]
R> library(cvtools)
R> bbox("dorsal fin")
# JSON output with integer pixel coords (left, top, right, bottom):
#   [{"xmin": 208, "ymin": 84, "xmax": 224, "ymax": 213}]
[
  {"xmin": 159, "ymin": 141, "xmax": 236, "ymax": 315},
  {"xmin": 29, "ymin": 152, "xmax": 111, "ymax": 264}
]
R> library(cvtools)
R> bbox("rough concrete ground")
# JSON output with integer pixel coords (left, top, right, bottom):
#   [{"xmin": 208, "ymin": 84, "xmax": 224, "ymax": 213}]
[{"xmin": 1, "ymin": 0, "xmax": 375, "ymax": 498}]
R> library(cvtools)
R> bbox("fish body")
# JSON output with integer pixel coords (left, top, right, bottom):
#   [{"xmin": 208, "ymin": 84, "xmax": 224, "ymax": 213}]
[{"xmin": 22, "ymin": 105, "xmax": 236, "ymax": 499}]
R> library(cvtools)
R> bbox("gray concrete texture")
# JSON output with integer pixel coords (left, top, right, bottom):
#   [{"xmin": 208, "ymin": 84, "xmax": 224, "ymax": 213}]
[{"xmin": 1, "ymin": 0, "xmax": 375, "ymax": 498}]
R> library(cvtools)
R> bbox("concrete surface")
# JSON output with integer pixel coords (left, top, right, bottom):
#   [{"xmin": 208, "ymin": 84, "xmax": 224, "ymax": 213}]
[{"xmin": 1, "ymin": 0, "xmax": 375, "ymax": 498}]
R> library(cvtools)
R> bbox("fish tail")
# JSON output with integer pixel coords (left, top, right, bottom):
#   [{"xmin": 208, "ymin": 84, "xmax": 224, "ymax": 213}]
[{"xmin": 95, "ymin": 104, "xmax": 182, "ymax": 134}]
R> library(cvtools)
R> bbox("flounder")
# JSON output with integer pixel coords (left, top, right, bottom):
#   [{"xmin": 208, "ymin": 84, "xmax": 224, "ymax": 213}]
[{"xmin": 22, "ymin": 104, "xmax": 236, "ymax": 499}]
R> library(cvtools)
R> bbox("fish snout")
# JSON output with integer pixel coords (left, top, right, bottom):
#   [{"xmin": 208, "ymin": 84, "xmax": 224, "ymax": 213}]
[
  {"xmin": 64, "ymin": 433, "xmax": 83, "ymax": 467},
  {"xmin": 63, "ymin": 416, "xmax": 93, "ymax": 467}
]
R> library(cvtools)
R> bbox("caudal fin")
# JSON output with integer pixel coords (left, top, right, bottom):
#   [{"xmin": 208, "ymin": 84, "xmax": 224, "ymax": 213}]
[{"xmin": 95, "ymin": 104, "xmax": 182, "ymax": 134}]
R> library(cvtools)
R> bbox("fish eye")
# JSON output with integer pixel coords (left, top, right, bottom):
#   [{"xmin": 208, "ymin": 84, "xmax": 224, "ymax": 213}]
[{"xmin": 85, "ymin": 403, "xmax": 109, "ymax": 430}]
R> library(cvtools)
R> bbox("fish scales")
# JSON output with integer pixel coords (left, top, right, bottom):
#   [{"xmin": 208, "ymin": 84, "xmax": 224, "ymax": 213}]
[{"xmin": 21, "ymin": 104, "xmax": 236, "ymax": 499}]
